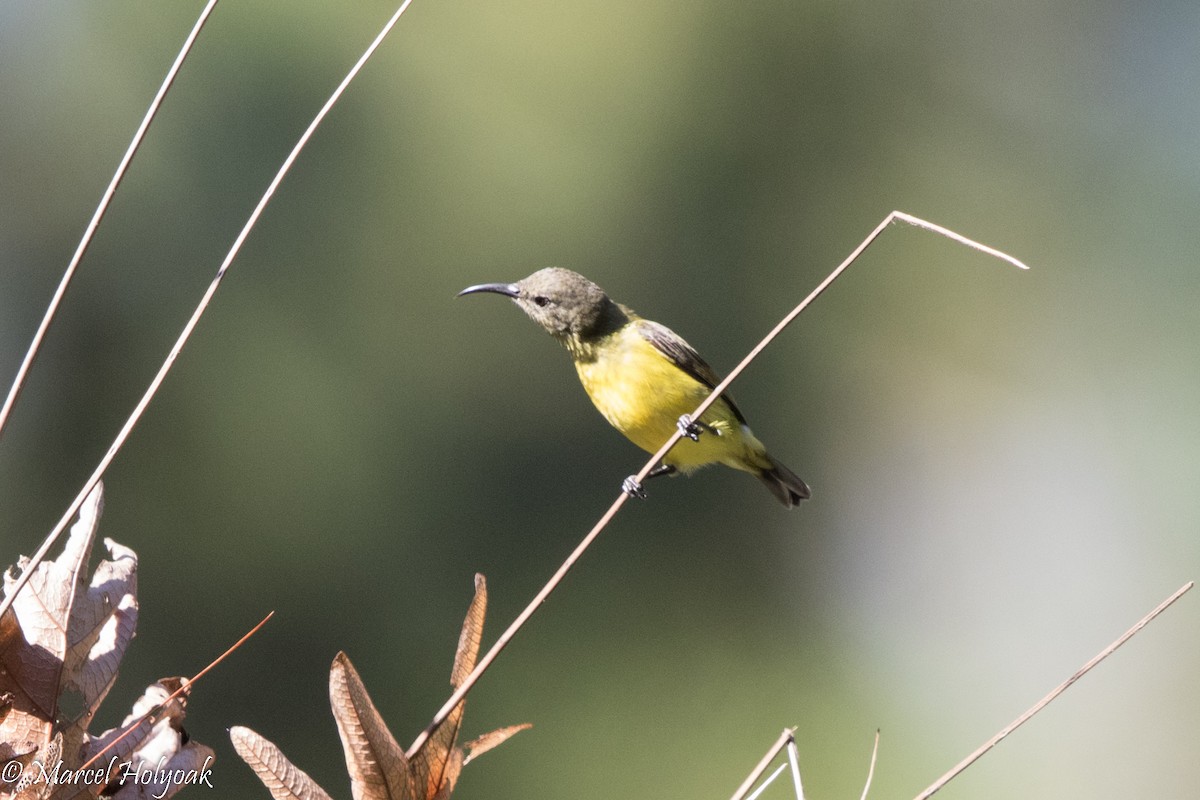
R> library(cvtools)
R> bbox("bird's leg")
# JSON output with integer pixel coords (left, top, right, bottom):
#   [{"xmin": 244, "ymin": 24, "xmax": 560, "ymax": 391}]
[
  {"xmin": 677, "ymin": 414, "xmax": 714, "ymax": 441},
  {"xmin": 645, "ymin": 464, "xmax": 677, "ymax": 480},
  {"xmin": 621, "ymin": 464, "xmax": 677, "ymax": 499}
]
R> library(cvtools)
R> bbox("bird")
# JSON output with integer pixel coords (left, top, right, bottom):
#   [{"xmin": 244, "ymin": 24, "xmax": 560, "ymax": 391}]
[{"xmin": 457, "ymin": 267, "xmax": 810, "ymax": 508}]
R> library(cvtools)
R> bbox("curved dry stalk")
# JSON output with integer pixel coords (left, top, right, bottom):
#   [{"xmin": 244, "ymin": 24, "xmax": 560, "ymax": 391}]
[
  {"xmin": 729, "ymin": 729, "xmax": 797, "ymax": 800},
  {"xmin": 624, "ymin": 211, "xmax": 1028, "ymax": 494},
  {"xmin": 0, "ymin": 0, "xmax": 220, "ymax": 441},
  {"xmin": 78, "ymin": 610, "xmax": 274, "ymax": 772},
  {"xmin": 913, "ymin": 581, "xmax": 1193, "ymax": 799},
  {"xmin": 710, "ymin": 725, "xmax": 876, "ymax": 798},
  {"xmin": 786, "ymin": 737, "xmax": 805, "ymax": 800},
  {"xmin": 729, "ymin": 582, "xmax": 1185, "ymax": 800},
  {"xmin": 860, "ymin": 730, "xmax": 880, "ymax": 800},
  {"xmin": 405, "ymin": 212, "xmax": 1028, "ymax": 758},
  {"xmin": 0, "ymin": 0, "xmax": 419, "ymax": 622}
]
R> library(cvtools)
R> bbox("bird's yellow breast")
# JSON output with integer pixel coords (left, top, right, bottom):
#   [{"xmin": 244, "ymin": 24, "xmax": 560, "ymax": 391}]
[{"xmin": 572, "ymin": 325, "xmax": 760, "ymax": 471}]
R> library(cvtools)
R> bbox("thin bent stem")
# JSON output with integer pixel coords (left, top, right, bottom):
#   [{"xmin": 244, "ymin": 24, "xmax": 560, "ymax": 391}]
[
  {"xmin": 786, "ymin": 738, "xmax": 806, "ymax": 800},
  {"xmin": 745, "ymin": 763, "xmax": 789, "ymax": 800},
  {"xmin": 913, "ymin": 581, "xmax": 1193, "ymax": 799},
  {"xmin": 78, "ymin": 610, "xmax": 274, "ymax": 772},
  {"xmin": 406, "ymin": 212, "xmax": 1028, "ymax": 757},
  {"xmin": 0, "ymin": 0, "xmax": 418, "ymax": 622},
  {"xmin": 729, "ymin": 729, "xmax": 797, "ymax": 800},
  {"xmin": 860, "ymin": 730, "xmax": 880, "ymax": 800},
  {"xmin": 0, "ymin": 0, "xmax": 220, "ymax": 441},
  {"xmin": 627, "ymin": 211, "xmax": 1028, "ymax": 492}
]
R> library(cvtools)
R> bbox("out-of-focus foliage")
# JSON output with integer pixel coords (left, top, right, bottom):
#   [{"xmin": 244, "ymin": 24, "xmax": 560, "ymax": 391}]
[{"xmin": 1, "ymin": 2, "xmax": 1197, "ymax": 798}]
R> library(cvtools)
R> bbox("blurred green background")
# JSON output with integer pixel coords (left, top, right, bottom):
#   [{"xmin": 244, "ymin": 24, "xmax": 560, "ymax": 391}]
[{"xmin": 2, "ymin": 1, "xmax": 1197, "ymax": 797}]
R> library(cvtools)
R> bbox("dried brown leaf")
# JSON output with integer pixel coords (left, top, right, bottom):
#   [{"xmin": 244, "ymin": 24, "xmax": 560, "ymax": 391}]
[
  {"xmin": 461, "ymin": 724, "xmax": 532, "ymax": 766},
  {"xmin": 62, "ymin": 537, "xmax": 137, "ymax": 716},
  {"xmin": 0, "ymin": 607, "xmax": 20, "ymax": 659},
  {"xmin": 330, "ymin": 652, "xmax": 411, "ymax": 800},
  {"xmin": 425, "ymin": 750, "xmax": 461, "ymax": 800},
  {"xmin": 0, "ymin": 604, "xmax": 56, "ymax": 766},
  {"xmin": 409, "ymin": 574, "xmax": 486, "ymax": 799},
  {"xmin": 57, "ymin": 538, "xmax": 137, "ymax": 764},
  {"xmin": 2, "ymin": 483, "xmax": 139, "ymax": 769},
  {"xmin": 236, "ymin": 574, "xmax": 524, "ymax": 800},
  {"xmin": 9, "ymin": 734, "xmax": 61, "ymax": 800},
  {"xmin": 230, "ymin": 726, "xmax": 335, "ymax": 800},
  {"xmin": 0, "ymin": 486, "xmax": 106, "ymax": 764},
  {"xmin": 47, "ymin": 678, "xmax": 200, "ymax": 800},
  {"xmin": 7, "ymin": 484, "xmax": 103, "ymax": 654},
  {"xmin": 450, "ymin": 574, "xmax": 486, "ymax": 689},
  {"xmin": 0, "ymin": 610, "xmax": 20, "ymax": 736},
  {"xmin": 1, "ymin": 485, "xmax": 211, "ymax": 800},
  {"xmin": 2, "ymin": 486, "xmax": 109, "ymax": 783},
  {"xmin": 106, "ymin": 739, "xmax": 214, "ymax": 800}
]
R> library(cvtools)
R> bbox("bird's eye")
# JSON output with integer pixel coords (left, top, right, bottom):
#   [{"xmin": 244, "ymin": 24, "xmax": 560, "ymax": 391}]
[{"xmin": 532, "ymin": 295, "xmax": 550, "ymax": 307}]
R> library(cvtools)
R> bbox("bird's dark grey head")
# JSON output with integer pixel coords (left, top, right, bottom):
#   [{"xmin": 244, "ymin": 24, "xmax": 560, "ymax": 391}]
[{"xmin": 458, "ymin": 267, "xmax": 627, "ymax": 342}]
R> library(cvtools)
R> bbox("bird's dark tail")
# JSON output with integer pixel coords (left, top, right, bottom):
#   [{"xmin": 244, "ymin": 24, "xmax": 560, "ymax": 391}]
[{"xmin": 757, "ymin": 455, "xmax": 811, "ymax": 509}]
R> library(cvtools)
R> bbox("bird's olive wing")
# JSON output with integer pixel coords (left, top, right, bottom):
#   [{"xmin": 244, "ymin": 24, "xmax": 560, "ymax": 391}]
[{"xmin": 635, "ymin": 320, "xmax": 748, "ymax": 425}]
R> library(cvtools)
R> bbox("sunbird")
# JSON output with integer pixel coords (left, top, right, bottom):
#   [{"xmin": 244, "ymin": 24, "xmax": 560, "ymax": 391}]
[{"xmin": 458, "ymin": 268, "xmax": 810, "ymax": 508}]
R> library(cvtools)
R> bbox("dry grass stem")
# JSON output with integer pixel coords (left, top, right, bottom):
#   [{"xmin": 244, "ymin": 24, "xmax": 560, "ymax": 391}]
[
  {"xmin": 0, "ymin": 0, "xmax": 219, "ymax": 441},
  {"xmin": 859, "ymin": 730, "xmax": 880, "ymax": 800},
  {"xmin": 0, "ymin": 0, "xmax": 417, "ymax": 622},
  {"xmin": 913, "ymin": 581, "xmax": 1193, "ymax": 799},
  {"xmin": 628, "ymin": 211, "xmax": 1028, "ymax": 493},
  {"xmin": 407, "ymin": 212, "xmax": 1028, "ymax": 757},
  {"xmin": 745, "ymin": 763, "xmax": 789, "ymax": 800},
  {"xmin": 729, "ymin": 728, "xmax": 798, "ymax": 800},
  {"xmin": 786, "ymin": 738, "xmax": 805, "ymax": 800},
  {"xmin": 78, "ymin": 610, "xmax": 274, "ymax": 773}
]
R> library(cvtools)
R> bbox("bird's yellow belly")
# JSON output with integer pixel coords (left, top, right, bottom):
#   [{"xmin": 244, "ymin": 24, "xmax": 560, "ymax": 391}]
[{"xmin": 574, "ymin": 340, "xmax": 751, "ymax": 471}]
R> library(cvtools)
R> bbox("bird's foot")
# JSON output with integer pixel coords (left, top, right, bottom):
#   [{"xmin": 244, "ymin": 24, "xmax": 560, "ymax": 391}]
[
  {"xmin": 622, "ymin": 464, "xmax": 677, "ymax": 500},
  {"xmin": 677, "ymin": 414, "xmax": 711, "ymax": 441},
  {"xmin": 621, "ymin": 476, "xmax": 647, "ymax": 500}
]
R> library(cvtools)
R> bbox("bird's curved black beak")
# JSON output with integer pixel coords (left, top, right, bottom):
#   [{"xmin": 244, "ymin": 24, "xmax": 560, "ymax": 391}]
[{"xmin": 457, "ymin": 282, "xmax": 520, "ymax": 299}]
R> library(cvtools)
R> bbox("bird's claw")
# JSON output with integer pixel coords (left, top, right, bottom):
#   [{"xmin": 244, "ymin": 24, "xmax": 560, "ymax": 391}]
[
  {"xmin": 622, "ymin": 476, "xmax": 647, "ymax": 500},
  {"xmin": 677, "ymin": 414, "xmax": 704, "ymax": 441}
]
